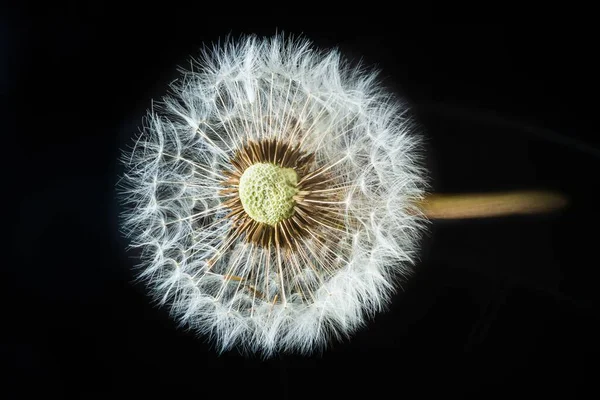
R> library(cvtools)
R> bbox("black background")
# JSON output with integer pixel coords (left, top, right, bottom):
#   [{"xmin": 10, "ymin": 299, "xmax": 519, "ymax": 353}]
[{"xmin": 4, "ymin": 7, "xmax": 600, "ymax": 398}]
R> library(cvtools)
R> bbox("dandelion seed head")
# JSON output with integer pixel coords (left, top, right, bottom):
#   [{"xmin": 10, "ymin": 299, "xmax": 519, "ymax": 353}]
[{"xmin": 119, "ymin": 34, "xmax": 428, "ymax": 356}]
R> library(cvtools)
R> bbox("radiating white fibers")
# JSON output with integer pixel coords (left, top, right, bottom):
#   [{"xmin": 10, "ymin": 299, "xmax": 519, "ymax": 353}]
[{"xmin": 119, "ymin": 35, "xmax": 428, "ymax": 356}]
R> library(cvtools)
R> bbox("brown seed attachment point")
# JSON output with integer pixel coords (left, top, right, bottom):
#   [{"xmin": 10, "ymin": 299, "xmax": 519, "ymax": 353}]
[{"xmin": 219, "ymin": 139, "xmax": 345, "ymax": 249}]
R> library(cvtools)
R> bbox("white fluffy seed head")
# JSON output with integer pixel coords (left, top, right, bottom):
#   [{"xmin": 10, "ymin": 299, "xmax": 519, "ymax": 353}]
[{"xmin": 119, "ymin": 34, "xmax": 428, "ymax": 356}]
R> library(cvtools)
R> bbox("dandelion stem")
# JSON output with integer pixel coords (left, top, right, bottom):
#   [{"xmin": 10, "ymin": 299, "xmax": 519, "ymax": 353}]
[{"xmin": 417, "ymin": 190, "xmax": 568, "ymax": 219}]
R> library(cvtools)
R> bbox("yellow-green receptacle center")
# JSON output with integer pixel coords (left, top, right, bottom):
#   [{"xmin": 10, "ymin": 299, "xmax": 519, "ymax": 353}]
[{"xmin": 238, "ymin": 163, "xmax": 299, "ymax": 226}]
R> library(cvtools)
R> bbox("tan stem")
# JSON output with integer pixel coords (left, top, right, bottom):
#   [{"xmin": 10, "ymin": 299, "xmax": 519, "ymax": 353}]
[{"xmin": 416, "ymin": 190, "xmax": 568, "ymax": 220}]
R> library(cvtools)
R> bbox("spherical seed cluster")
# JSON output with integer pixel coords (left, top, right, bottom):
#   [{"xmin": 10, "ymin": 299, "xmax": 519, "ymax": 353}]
[
  {"xmin": 238, "ymin": 163, "xmax": 298, "ymax": 226},
  {"xmin": 119, "ymin": 35, "xmax": 428, "ymax": 356}
]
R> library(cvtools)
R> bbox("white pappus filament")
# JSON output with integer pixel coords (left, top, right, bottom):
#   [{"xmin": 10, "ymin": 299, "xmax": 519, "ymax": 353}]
[{"xmin": 119, "ymin": 34, "xmax": 428, "ymax": 356}]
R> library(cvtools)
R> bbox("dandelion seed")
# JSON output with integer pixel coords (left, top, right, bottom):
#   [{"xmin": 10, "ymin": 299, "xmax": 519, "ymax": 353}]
[{"xmin": 119, "ymin": 35, "xmax": 428, "ymax": 355}]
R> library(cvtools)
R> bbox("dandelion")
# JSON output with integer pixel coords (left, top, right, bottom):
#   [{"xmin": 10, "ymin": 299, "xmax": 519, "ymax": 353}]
[{"xmin": 119, "ymin": 34, "xmax": 429, "ymax": 356}]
